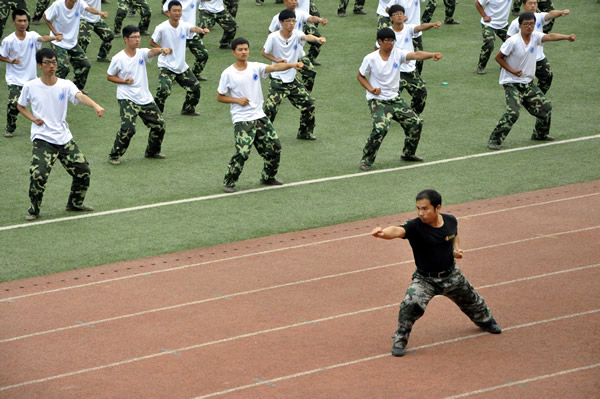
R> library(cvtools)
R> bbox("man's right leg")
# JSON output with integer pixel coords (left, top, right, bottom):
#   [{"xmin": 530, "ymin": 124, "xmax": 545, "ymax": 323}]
[
  {"xmin": 488, "ymin": 84, "xmax": 522, "ymax": 148},
  {"xmin": 109, "ymin": 99, "xmax": 139, "ymax": 161},
  {"xmin": 360, "ymin": 99, "xmax": 392, "ymax": 168},
  {"xmin": 187, "ymin": 35, "xmax": 209, "ymax": 81},
  {"xmin": 421, "ymin": 0, "xmax": 437, "ymax": 23},
  {"xmin": 138, "ymin": 102, "xmax": 166, "ymax": 156},
  {"xmin": 155, "ymin": 67, "xmax": 175, "ymax": 113},
  {"xmin": 223, "ymin": 121, "xmax": 257, "ymax": 189},
  {"xmin": 6, "ymin": 85, "xmax": 22, "ymax": 136},
  {"xmin": 28, "ymin": 139, "xmax": 59, "ymax": 217},
  {"xmin": 52, "ymin": 44, "xmax": 72, "ymax": 79},
  {"xmin": 263, "ymin": 79, "xmax": 286, "ymax": 124},
  {"xmin": 477, "ymin": 24, "xmax": 496, "ymax": 73},
  {"xmin": 113, "ymin": 0, "xmax": 130, "ymax": 36},
  {"xmin": 252, "ymin": 117, "xmax": 282, "ymax": 182}
]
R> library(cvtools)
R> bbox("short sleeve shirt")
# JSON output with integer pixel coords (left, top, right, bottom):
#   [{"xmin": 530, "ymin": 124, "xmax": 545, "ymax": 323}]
[
  {"xmin": 478, "ymin": 0, "xmax": 510, "ymax": 29},
  {"xmin": 269, "ymin": 9, "xmax": 310, "ymax": 33},
  {"xmin": 1, "ymin": 31, "xmax": 42, "ymax": 86},
  {"xmin": 507, "ymin": 13, "xmax": 549, "ymax": 61},
  {"xmin": 498, "ymin": 31, "xmax": 543, "ymax": 84},
  {"xmin": 44, "ymin": 0, "xmax": 89, "ymax": 49},
  {"xmin": 81, "ymin": 0, "xmax": 101, "ymax": 24},
  {"xmin": 107, "ymin": 48, "xmax": 155, "ymax": 105},
  {"xmin": 163, "ymin": 0, "xmax": 200, "ymax": 25},
  {"xmin": 359, "ymin": 47, "xmax": 407, "ymax": 101},
  {"xmin": 152, "ymin": 20, "xmax": 195, "ymax": 73},
  {"xmin": 402, "ymin": 213, "xmax": 458, "ymax": 273},
  {"xmin": 263, "ymin": 29, "xmax": 306, "ymax": 83},
  {"xmin": 18, "ymin": 78, "xmax": 80, "ymax": 145},
  {"xmin": 389, "ymin": 0, "xmax": 425, "ymax": 37},
  {"xmin": 197, "ymin": 0, "xmax": 224, "ymax": 13},
  {"xmin": 217, "ymin": 62, "xmax": 269, "ymax": 123}
]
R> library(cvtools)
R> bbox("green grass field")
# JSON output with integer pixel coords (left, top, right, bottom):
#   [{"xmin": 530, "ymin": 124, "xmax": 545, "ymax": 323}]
[{"xmin": 1, "ymin": 0, "xmax": 598, "ymax": 282}]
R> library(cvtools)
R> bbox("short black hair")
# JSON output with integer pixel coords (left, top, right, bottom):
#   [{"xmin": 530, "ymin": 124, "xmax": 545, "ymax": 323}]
[
  {"xmin": 36, "ymin": 48, "xmax": 56, "ymax": 64},
  {"xmin": 518, "ymin": 12, "xmax": 536, "ymax": 25},
  {"xmin": 278, "ymin": 8, "xmax": 296, "ymax": 22},
  {"xmin": 416, "ymin": 189, "xmax": 442, "ymax": 208},
  {"xmin": 123, "ymin": 25, "xmax": 140, "ymax": 38},
  {"xmin": 231, "ymin": 37, "xmax": 249, "ymax": 51},
  {"xmin": 376, "ymin": 27, "xmax": 395, "ymax": 42},
  {"xmin": 388, "ymin": 5, "xmax": 405, "ymax": 16},
  {"xmin": 12, "ymin": 8, "xmax": 29, "ymax": 21},
  {"xmin": 168, "ymin": 0, "xmax": 182, "ymax": 10}
]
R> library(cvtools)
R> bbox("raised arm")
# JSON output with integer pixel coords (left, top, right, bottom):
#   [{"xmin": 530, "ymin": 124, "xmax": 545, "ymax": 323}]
[
  {"xmin": 414, "ymin": 21, "xmax": 442, "ymax": 33},
  {"xmin": 301, "ymin": 34, "xmax": 326, "ymax": 45},
  {"xmin": 371, "ymin": 226, "xmax": 406, "ymax": 240},
  {"xmin": 406, "ymin": 51, "xmax": 443, "ymax": 61},
  {"xmin": 541, "ymin": 33, "xmax": 576, "ymax": 43},
  {"xmin": 544, "ymin": 9, "xmax": 569, "ymax": 23}
]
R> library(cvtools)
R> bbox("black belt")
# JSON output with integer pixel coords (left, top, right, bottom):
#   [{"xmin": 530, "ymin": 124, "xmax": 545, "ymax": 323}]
[{"xmin": 418, "ymin": 266, "xmax": 455, "ymax": 279}]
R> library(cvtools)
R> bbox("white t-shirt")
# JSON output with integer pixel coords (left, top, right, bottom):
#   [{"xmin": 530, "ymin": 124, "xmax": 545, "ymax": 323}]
[
  {"xmin": 507, "ymin": 13, "xmax": 548, "ymax": 61},
  {"xmin": 107, "ymin": 48, "xmax": 155, "ymax": 105},
  {"xmin": 478, "ymin": 0, "xmax": 510, "ymax": 29},
  {"xmin": 263, "ymin": 29, "xmax": 305, "ymax": 83},
  {"xmin": 0, "ymin": 31, "xmax": 42, "ymax": 86},
  {"xmin": 198, "ymin": 0, "xmax": 224, "ymax": 14},
  {"xmin": 269, "ymin": 9, "xmax": 310, "ymax": 33},
  {"xmin": 217, "ymin": 62, "xmax": 269, "ymax": 123},
  {"xmin": 297, "ymin": 0, "xmax": 310, "ymax": 14},
  {"xmin": 81, "ymin": 0, "xmax": 100, "ymax": 24},
  {"xmin": 163, "ymin": 0, "xmax": 200, "ymax": 26},
  {"xmin": 393, "ymin": 25, "xmax": 417, "ymax": 72},
  {"xmin": 18, "ymin": 78, "xmax": 80, "ymax": 145},
  {"xmin": 388, "ymin": 0, "xmax": 425, "ymax": 37},
  {"xmin": 359, "ymin": 47, "xmax": 408, "ymax": 101},
  {"xmin": 152, "ymin": 20, "xmax": 195, "ymax": 73},
  {"xmin": 377, "ymin": 0, "xmax": 391, "ymax": 17},
  {"xmin": 498, "ymin": 31, "xmax": 544, "ymax": 84},
  {"xmin": 44, "ymin": 0, "xmax": 89, "ymax": 49}
]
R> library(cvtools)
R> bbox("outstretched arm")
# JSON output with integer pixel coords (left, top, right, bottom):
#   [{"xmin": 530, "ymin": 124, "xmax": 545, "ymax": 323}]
[
  {"xmin": 265, "ymin": 61, "xmax": 304, "ymax": 74},
  {"xmin": 544, "ymin": 9, "xmax": 569, "ymax": 23},
  {"xmin": 75, "ymin": 92, "xmax": 104, "ymax": 117},
  {"xmin": 542, "ymin": 33, "xmax": 576, "ymax": 43},
  {"xmin": 85, "ymin": 6, "xmax": 108, "ymax": 19},
  {"xmin": 414, "ymin": 21, "xmax": 442, "ymax": 33},
  {"xmin": 406, "ymin": 51, "xmax": 443, "ymax": 61},
  {"xmin": 301, "ymin": 34, "xmax": 327, "ymax": 45},
  {"xmin": 371, "ymin": 226, "xmax": 406, "ymax": 240}
]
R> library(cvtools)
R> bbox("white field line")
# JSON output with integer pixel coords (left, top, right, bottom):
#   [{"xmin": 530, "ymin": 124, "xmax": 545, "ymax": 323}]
[
  {"xmin": 2, "ymin": 192, "xmax": 598, "ymax": 303},
  {"xmin": 443, "ymin": 363, "xmax": 600, "ymax": 399},
  {"xmin": 2, "ymin": 135, "xmax": 599, "ymax": 232}
]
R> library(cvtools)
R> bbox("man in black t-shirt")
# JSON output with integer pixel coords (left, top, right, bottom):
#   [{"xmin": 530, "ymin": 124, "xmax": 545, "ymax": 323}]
[{"xmin": 372, "ymin": 189, "xmax": 502, "ymax": 357}]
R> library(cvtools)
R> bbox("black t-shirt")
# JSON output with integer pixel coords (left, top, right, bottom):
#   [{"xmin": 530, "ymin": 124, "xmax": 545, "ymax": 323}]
[{"xmin": 401, "ymin": 213, "xmax": 458, "ymax": 273}]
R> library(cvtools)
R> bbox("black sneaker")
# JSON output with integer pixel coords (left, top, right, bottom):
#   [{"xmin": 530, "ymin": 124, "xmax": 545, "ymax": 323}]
[
  {"xmin": 181, "ymin": 110, "xmax": 200, "ymax": 116},
  {"xmin": 478, "ymin": 318, "xmax": 502, "ymax": 334},
  {"xmin": 144, "ymin": 153, "xmax": 166, "ymax": 159},
  {"xmin": 66, "ymin": 204, "xmax": 94, "ymax": 212},
  {"xmin": 223, "ymin": 185, "xmax": 236, "ymax": 193},
  {"xmin": 353, "ymin": 10, "xmax": 367, "ymax": 15},
  {"xmin": 260, "ymin": 178, "xmax": 284, "ymax": 186},
  {"xmin": 531, "ymin": 135, "xmax": 555, "ymax": 142},
  {"xmin": 391, "ymin": 332, "xmax": 406, "ymax": 357},
  {"xmin": 401, "ymin": 154, "xmax": 424, "ymax": 162}
]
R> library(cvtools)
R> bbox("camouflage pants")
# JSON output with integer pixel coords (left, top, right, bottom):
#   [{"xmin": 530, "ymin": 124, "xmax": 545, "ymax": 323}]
[
  {"xmin": 28, "ymin": 139, "xmax": 91, "ymax": 216},
  {"xmin": 198, "ymin": 10, "xmax": 237, "ymax": 48},
  {"xmin": 511, "ymin": 0, "xmax": 521, "ymax": 14},
  {"xmin": 538, "ymin": 0, "xmax": 554, "ymax": 33},
  {"xmin": 114, "ymin": 0, "xmax": 151, "ymax": 34},
  {"xmin": 361, "ymin": 97, "xmax": 423, "ymax": 167},
  {"xmin": 78, "ymin": 19, "xmax": 114, "ymax": 59},
  {"xmin": 52, "ymin": 44, "xmax": 91, "ymax": 90},
  {"xmin": 298, "ymin": 55, "xmax": 317, "ymax": 93},
  {"xmin": 399, "ymin": 71, "xmax": 427, "ymax": 115},
  {"xmin": 263, "ymin": 77, "xmax": 316, "ymax": 139},
  {"xmin": 478, "ymin": 24, "xmax": 507, "ymax": 70},
  {"xmin": 393, "ymin": 267, "xmax": 494, "ymax": 349},
  {"xmin": 33, "ymin": 0, "xmax": 50, "ymax": 22},
  {"xmin": 110, "ymin": 99, "xmax": 166, "ymax": 159},
  {"xmin": 421, "ymin": 0, "xmax": 456, "ymax": 23},
  {"xmin": 303, "ymin": 21, "xmax": 322, "ymax": 63},
  {"xmin": 223, "ymin": 117, "xmax": 281, "ymax": 187},
  {"xmin": 338, "ymin": 0, "xmax": 365, "ymax": 13},
  {"xmin": 535, "ymin": 57, "xmax": 552, "ymax": 94},
  {"xmin": 223, "ymin": 0, "xmax": 239, "ymax": 18},
  {"xmin": 413, "ymin": 36, "xmax": 424, "ymax": 75},
  {"xmin": 0, "ymin": 0, "xmax": 27, "ymax": 37},
  {"xmin": 155, "ymin": 67, "xmax": 201, "ymax": 114},
  {"xmin": 377, "ymin": 15, "xmax": 391, "ymax": 31},
  {"xmin": 488, "ymin": 82, "xmax": 552, "ymax": 145},
  {"xmin": 187, "ymin": 34, "xmax": 209, "ymax": 79},
  {"xmin": 6, "ymin": 85, "xmax": 22, "ymax": 134}
]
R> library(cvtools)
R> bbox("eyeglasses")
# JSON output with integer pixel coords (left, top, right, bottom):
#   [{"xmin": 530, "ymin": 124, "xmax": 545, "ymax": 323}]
[
  {"xmin": 127, "ymin": 35, "xmax": 141, "ymax": 39},
  {"xmin": 520, "ymin": 22, "xmax": 535, "ymax": 27},
  {"xmin": 390, "ymin": 13, "xmax": 405, "ymax": 17},
  {"xmin": 282, "ymin": 18, "xmax": 296, "ymax": 24},
  {"xmin": 41, "ymin": 60, "xmax": 58, "ymax": 65},
  {"xmin": 383, "ymin": 38, "xmax": 396, "ymax": 43}
]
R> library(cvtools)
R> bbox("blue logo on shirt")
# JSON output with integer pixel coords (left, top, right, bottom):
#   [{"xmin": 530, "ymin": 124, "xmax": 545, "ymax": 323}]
[
  {"xmin": 191, "ymin": 3, "xmax": 194, "ymax": 8},
  {"xmin": 537, "ymin": 22, "xmax": 541, "ymax": 28},
  {"xmin": 59, "ymin": 93, "xmax": 65, "ymax": 101},
  {"xmin": 530, "ymin": 47, "xmax": 534, "ymax": 53},
  {"xmin": 139, "ymin": 59, "xmax": 144, "ymax": 65},
  {"xmin": 253, "ymin": 73, "xmax": 258, "ymax": 80},
  {"xmin": 404, "ymin": 38, "xmax": 409, "ymax": 43},
  {"xmin": 75, "ymin": 12, "xmax": 79, "ymax": 17},
  {"xmin": 298, "ymin": 22, "xmax": 302, "ymax": 29},
  {"xmin": 181, "ymin": 34, "xmax": 186, "ymax": 40},
  {"xmin": 393, "ymin": 62, "xmax": 399, "ymax": 69},
  {"xmin": 414, "ymin": 0, "xmax": 418, "ymax": 4},
  {"xmin": 30, "ymin": 42, "xmax": 34, "ymax": 48},
  {"xmin": 293, "ymin": 44, "xmax": 298, "ymax": 50}
]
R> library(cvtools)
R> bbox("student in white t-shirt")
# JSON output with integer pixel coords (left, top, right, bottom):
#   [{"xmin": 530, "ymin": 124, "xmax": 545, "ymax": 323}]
[
  {"xmin": 107, "ymin": 25, "xmax": 173, "ymax": 165},
  {"xmin": 474, "ymin": 0, "xmax": 511, "ymax": 74},
  {"xmin": 43, "ymin": 0, "xmax": 107, "ymax": 90},
  {"xmin": 262, "ymin": 9, "xmax": 326, "ymax": 141},
  {"xmin": 487, "ymin": 13, "xmax": 575, "ymax": 150},
  {"xmin": 77, "ymin": 0, "xmax": 114, "ymax": 63},
  {"xmin": 0, "ymin": 8, "xmax": 57, "ymax": 138},
  {"xmin": 217, "ymin": 37, "xmax": 303, "ymax": 193},
  {"xmin": 197, "ymin": 0, "xmax": 237, "ymax": 50},
  {"xmin": 357, "ymin": 28, "xmax": 442, "ymax": 170},
  {"xmin": 506, "ymin": 0, "xmax": 569, "ymax": 94},
  {"xmin": 17, "ymin": 48, "xmax": 105, "ymax": 221},
  {"xmin": 386, "ymin": 0, "xmax": 427, "ymax": 74},
  {"xmin": 150, "ymin": 1, "xmax": 209, "ymax": 116}
]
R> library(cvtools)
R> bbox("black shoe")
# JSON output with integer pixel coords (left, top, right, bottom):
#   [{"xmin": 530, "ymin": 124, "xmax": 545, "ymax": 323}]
[
  {"xmin": 359, "ymin": 163, "xmax": 371, "ymax": 171},
  {"xmin": 197, "ymin": 75, "xmax": 208, "ymax": 81},
  {"xmin": 444, "ymin": 19, "xmax": 460, "ymax": 24},
  {"xmin": 400, "ymin": 154, "xmax": 424, "ymax": 162},
  {"xmin": 531, "ymin": 135, "xmax": 555, "ymax": 142},
  {"xmin": 25, "ymin": 212, "xmax": 39, "ymax": 221},
  {"xmin": 66, "ymin": 204, "xmax": 94, "ymax": 212},
  {"xmin": 297, "ymin": 135, "xmax": 317, "ymax": 141},
  {"xmin": 353, "ymin": 10, "xmax": 367, "ymax": 15},
  {"xmin": 337, "ymin": 11, "xmax": 346, "ymax": 17},
  {"xmin": 96, "ymin": 57, "xmax": 111, "ymax": 63},
  {"xmin": 487, "ymin": 142, "xmax": 501, "ymax": 150},
  {"xmin": 223, "ymin": 185, "xmax": 236, "ymax": 193},
  {"xmin": 260, "ymin": 178, "xmax": 284, "ymax": 186},
  {"xmin": 139, "ymin": 30, "xmax": 150, "ymax": 36},
  {"xmin": 391, "ymin": 344, "xmax": 406, "ymax": 357},
  {"xmin": 312, "ymin": 60, "xmax": 321, "ymax": 66},
  {"xmin": 478, "ymin": 319, "xmax": 502, "ymax": 334},
  {"xmin": 181, "ymin": 110, "xmax": 200, "ymax": 116},
  {"xmin": 219, "ymin": 44, "xmax": 231, "ymax": 49},
  {"xmin": 145, "ymin": 153, "xmax": 166, "ymax": 159}
]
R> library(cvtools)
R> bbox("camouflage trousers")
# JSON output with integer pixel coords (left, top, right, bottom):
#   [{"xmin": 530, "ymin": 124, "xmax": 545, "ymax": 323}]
[
  {"xmin": 361, "ymin": 97, "xmax": 423, "ymax": 167},
  {"xmin": 78, "ymin": 19, "xmax": 114, "ymax": 60},
  {"xmin": 187, "ymin": 34, "xmax": 209, "ymax": 79},
  {"xmin": 0, "ymin": 0, "xmax": 27, "ymax": 37},
  {"xmin": 303, "ymin": 22, "xmax": 322, "ymax": 63},
  {"xmin": 223, "ymin": 117, "xmax": 281, "ymax": 187},
  {"xmin": 33, "ymin": 0, "xmax": 49, "ymax": 22},
  {"xmin": 535, "ymin": 57, "xmax": 552, "ymax": 94},
  {"xmin": 399, "ymin": 70, "xmax": 427, "ymax": 115},
  {"xmin": 377, "ymin": 15, "xmax": 391, "ymax": 31},
  {"xmin": 110, "ymin": 99, "xmax": 166, "ymax": 159},
  {"xmin": 510, "ymin": 0, "xmax": 521, "ymax": 14},
  {"xmin": 298, "ymin": 55, "xmax": 317, "ymax": 93},
  {"xmin": 413, "ymin": 36, "xmax": 424, "ymax": 75},
  {"xmin": 113, "ymin": 0, "xmax": 151, "ymax": 34},
  {"xmin": 223, "ymin": 0, "xmax": 239, "ymax": 18},
  {"xmin": 52, "ymin": 44, "xmax": 91, "ymax": 90},
  {"xmin": 538, "ymin": 0, "xmax": 554, "ymax": 33},
  {"xmin": 478, "ymin": 24, "xmax": 507, "ymax": 70},
  {"xmin": 337, "ymin": 0, "xmax": 365, "ymax": 13},
  {"xmin": 421, "ymin": 0, "xmax": 456, "ymax": 23},
  {"xmin": 488, "ymin": 82, "xmax": 552, "ymax": 145},
  {"xmin": 155, "ymin": 67, "xmax": 201, "ymax": 114},
  {"xmin": 28, "ymin": 139, "xmax": 91, "ymax": 216},
  {"xmin": 198, "ymin": 10, "xmax": 237, "ymax": 48},
  {"xmin": 6, "ymin": 84, "xmax": 22, "ymax": 134},
  {"xmin": 392, "ymin": 267, "xmax": 494, "ymax": 349},
  {"xmin": 263, "ymin": 77, "xmax": 316, "ymax": 139}
]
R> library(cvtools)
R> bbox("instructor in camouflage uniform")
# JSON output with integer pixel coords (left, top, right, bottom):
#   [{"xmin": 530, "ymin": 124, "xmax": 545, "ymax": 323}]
[
  {"xmin": 372, "ymin": 189, "xmax": 502, "ymax": 357},
  {"xmin": 0, "ymin": 0, "xmax": 28, "ymax": 37},
  {"xmin": 487, "ymin": 12, "xmax": 575, "ymax": 150}
]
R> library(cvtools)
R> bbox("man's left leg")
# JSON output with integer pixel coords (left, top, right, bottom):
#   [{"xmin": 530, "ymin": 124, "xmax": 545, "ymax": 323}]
[
  {"xmin": 175, "ymin": 68, "xmax": 201, "ymax": 115},
  {"xmin": 252, "ymin": 117, "xmax": 282, "ymax": 182},
  {"xmin": 523, "ymin": 84, "xmax": 552, "ymax": 141},
  {"xmin": 400, "ymin": 71, "xmax": 427, "ymax": 115},
  {"xmin": 214, "ymin": 10, "xmax": 237, "ymax": 49},
  {"xmin": 5, "ymin": 85, "xmax": 22, "ymax": 137},
  {"xmin": 392, "ymin": 97, "xmax": 423, "ymax": 159},
  {"xmin": 138, "ymin": 102, "xmax": 167, "ymax": 156},
  {"xmin": 535, "ymin": 57, "xmax": 553, "ymax": 95},
  {"xmin": 68, "ymin": 45, "xmax": 92, "ymax": 91},
  {"xmin": 287, "ymin": 78, "xmax": 316, "ymax": 140},
  {"xmin": 92, "ymin": 20, "xmax": 115, "ymax": 61},
  {"xmin": 60, "ymin": 140, "xmax": 92, "ymax": 211}
]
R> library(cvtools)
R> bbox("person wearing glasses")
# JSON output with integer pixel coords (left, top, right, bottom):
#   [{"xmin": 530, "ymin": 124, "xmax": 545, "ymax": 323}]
[
  {"xmin": 17, "ymin": 48, "xmax": 104, "ymax": 221},
  {"xmin": 486, "ymin": 12, "xmax": 575, "ymax": 150}
]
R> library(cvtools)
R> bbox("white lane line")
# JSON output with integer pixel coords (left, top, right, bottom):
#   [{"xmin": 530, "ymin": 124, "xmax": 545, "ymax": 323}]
[
  {"xmin": 442, "ymin": 363, "xmax": 600, "ymax": 399},
  {"xmin": 2, "ymin": 192, "xmax": 598, "ymax": 302},
  {"xmin": 2, "ymin": 135, "xmax": 598, "ymax": 232}
]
